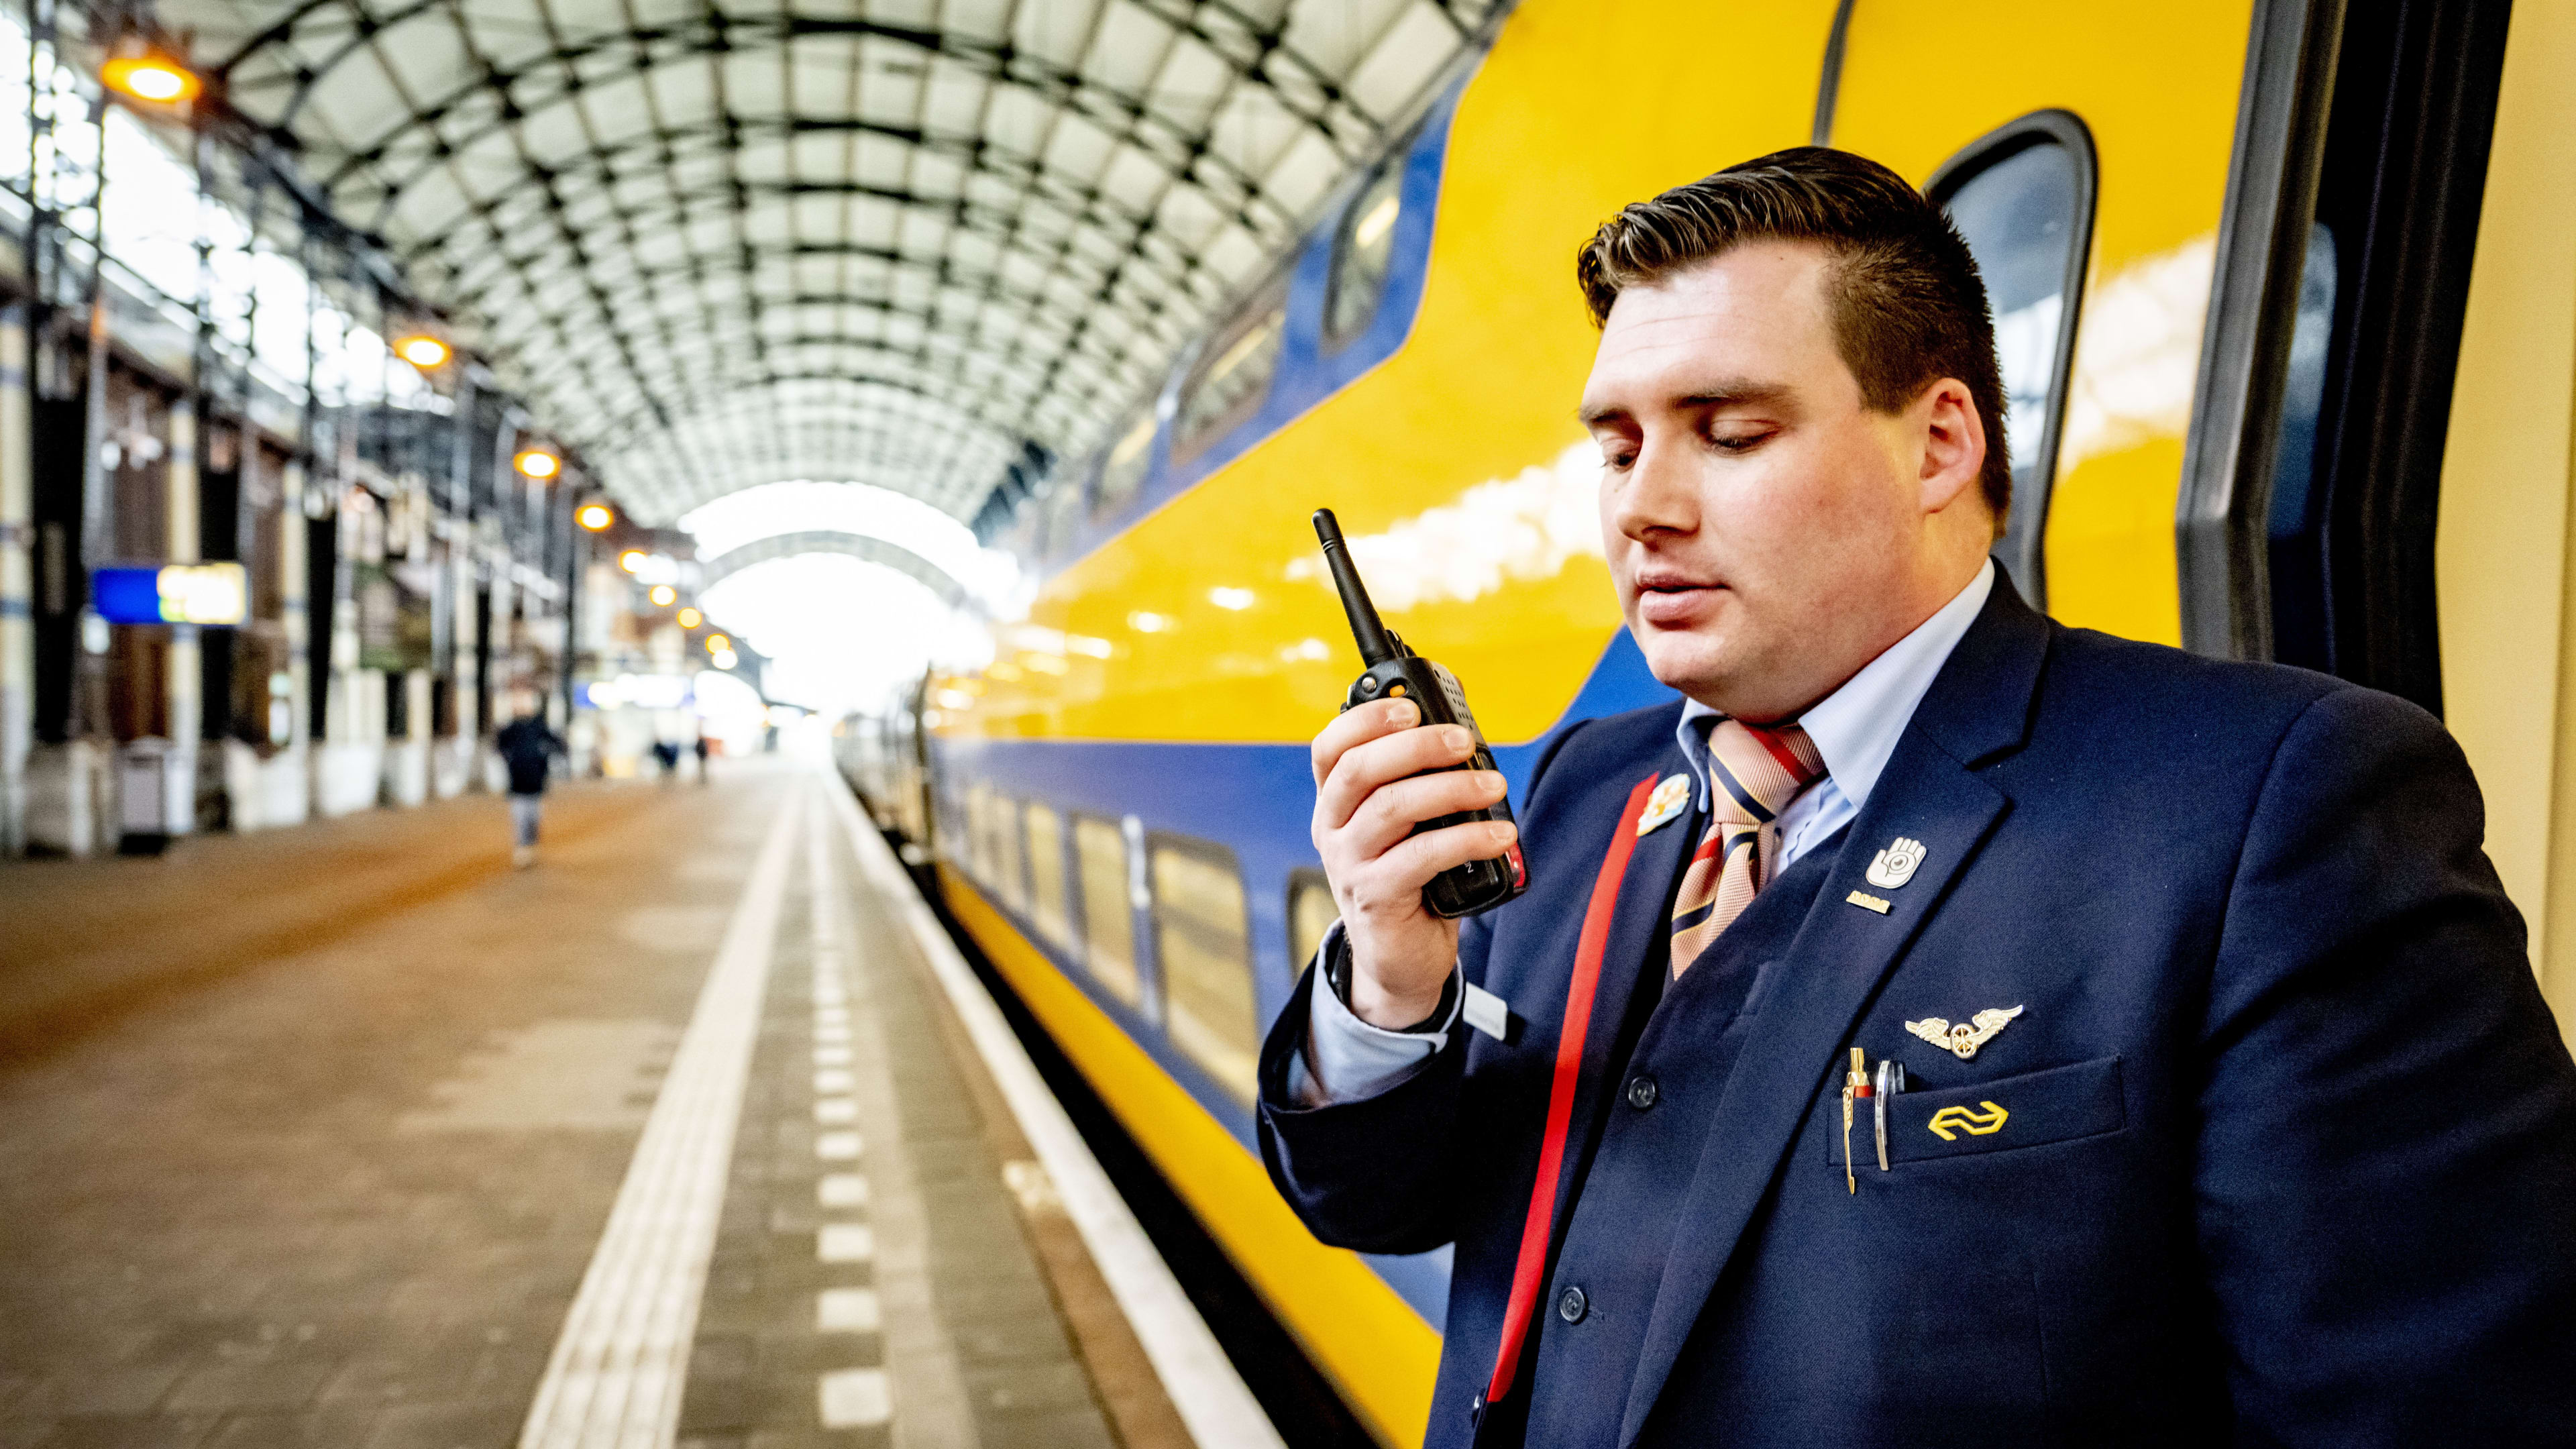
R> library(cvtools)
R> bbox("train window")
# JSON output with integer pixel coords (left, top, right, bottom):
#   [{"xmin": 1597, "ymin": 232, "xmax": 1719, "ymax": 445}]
[
  {"xmin": 1287, "ymin": 868, "xmax": 1339, "ymax": 973},
  {"xmin": 1093, "ymin": 410, "xmax": 1157, "ymax": 521},
  {"xmin": 1327, "ymin": 163, "xmax": 1404, "ymax": 347},
  {"xmin": 965, "ymin": 785, "xmax": 994, "ymax": 883},
  {"xmin": 1172, "ymin": 282, "xmax": 1288, "ymax": 462},
  {"xmin": 1041, "ymin": 478, "xmax": 1088, "ymax": 558},
  {"xmin": 1151, "ymin": 839, "xmax": 1257, "ymax": 1102},
  {"xmin": 992, "ymin": 794, "xmax": 1026, "ymax": 911},
  {"xmin": 1927, "ymin": 112, "xmax": 2096, "ymax": 609},
  {"xmin": 1072, "ymin": 815, "xmax": 1142, "ymax": 1007},
  {"xmin": 1026, "ymin": 802, "xmax": 1071, "ymax": 949}
]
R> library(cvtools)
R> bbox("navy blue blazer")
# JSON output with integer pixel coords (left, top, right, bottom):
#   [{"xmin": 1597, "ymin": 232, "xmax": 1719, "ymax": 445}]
[{"xmin": 1258, "ymin": 577, "xmax": 2576, "ymax": 1448}]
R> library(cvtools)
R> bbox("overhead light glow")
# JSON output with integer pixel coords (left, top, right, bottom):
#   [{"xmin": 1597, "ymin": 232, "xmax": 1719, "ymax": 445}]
[
  {"xmin": 103, "ymin": 56, "xmax": 199, "ymax": 105},
  {"xmin": 1128, "ymin": 610, "xmax": 1171, "ymax": 634},
  {"xmin": 513, "ymin": 448, "xmax": 561, "ymax": 480},
  {"xmin": 1210, "ymin": 586, "xmax": 1256, "ymax": 611},
  {"xmin": 712, "ymin": 649, "xmax": 739, "ymax": 669},
  {"xmin": 649, "ymin": 584, "xmax": 677, "ymax": 607},
  {"xmin": 676, "ymin": 606, "xmax": 702, "ymax": 629},
  {"xmin": 705, "ymin": 633, "xmax": 731, "ymax": 653},
  {"xmin": 576, "ymin": 502, "xmax": 614, "ymax": 531},
  {"xmin": 392, "ymin": 334, "xmax": 451, "ymax": 369},
  {"xmin": 619, "ymin": 549, "xmax": 646, "ymax": 574}
]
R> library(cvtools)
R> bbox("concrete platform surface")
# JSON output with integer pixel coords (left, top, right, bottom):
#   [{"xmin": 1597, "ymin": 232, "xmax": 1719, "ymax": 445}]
[{"xmin": 0, "ymin": 761, "xmax": 1190, "ymax": 1449}]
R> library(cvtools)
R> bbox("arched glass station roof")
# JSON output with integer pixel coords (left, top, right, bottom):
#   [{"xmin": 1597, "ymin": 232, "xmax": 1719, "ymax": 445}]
[{"xmin": 160, "ymin": 0, "xmax": 1501, "ymax": 527}]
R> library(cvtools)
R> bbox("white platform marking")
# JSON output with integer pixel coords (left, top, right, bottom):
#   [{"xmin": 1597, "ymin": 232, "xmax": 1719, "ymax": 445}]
[
  {"xmin": 817, "ymin": 1224, "xmax": 876, "ymax": 1263},
  {"xmin": 814, "ymin": 1131, "xmax": 862, "ymax": 1161},
  {"xmin": 812, "ymin": 1069, "xmax": 855, "ymax": 1093},
  {"xmin": 814, "ymin": 1023, "xmax": 851, "ymax": 1044},
  {"xmin": 811, "ymin": 1045, "xmax": 852, "ymax": 1067},
  {"xmin": 818, "ymin": 1368, "xmax": 892, "ymax": 1428},
  {"xmin": 824, "ymin": 775, "xmax": 1287, "ymax": 1448},
  {"xmin": 817, "ymin": 1173, "xmax": 869, "ymax": 1209},
  {"xmin": 812, "ymin": 1098, "xmax": 857, "ymax": 1124},
  {"xmin": 517, "ymin": 790, "xmax": 802, "ymax": 1449},
  {"xmin": 816, "ymin": 1288, "xmax": 883, "ymax": 1334}
]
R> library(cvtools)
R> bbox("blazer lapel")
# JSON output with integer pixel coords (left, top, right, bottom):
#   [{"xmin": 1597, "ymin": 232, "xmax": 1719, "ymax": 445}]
[{"xmin": 1613, "ymin": 578, "xmax": 2053, "ymax": 1446}]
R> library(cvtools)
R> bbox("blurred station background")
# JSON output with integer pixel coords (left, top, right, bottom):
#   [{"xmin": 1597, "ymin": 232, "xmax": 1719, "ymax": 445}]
[{"xmin": 3, "ymin": 0, "xmax": 2575, "ymax": 1446}]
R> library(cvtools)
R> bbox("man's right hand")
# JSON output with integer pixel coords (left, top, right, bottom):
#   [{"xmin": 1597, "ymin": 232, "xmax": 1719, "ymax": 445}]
[{"xmin": 1310, "ymin": 698, "xmax": 1517, "ymax": 1028}]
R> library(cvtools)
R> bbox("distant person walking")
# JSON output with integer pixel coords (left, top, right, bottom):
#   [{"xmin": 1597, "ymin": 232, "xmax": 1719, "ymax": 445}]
[
  {"xmin": 693, "ymin": 729, "xmax": 712, "ymax": 785},
  {"xmin": 652, "ymin": 739, "xmax": 682, "ymax": 784},
  {"xmin": 494, "ymin": 698, "xmax": 566, "ymax": 869}
]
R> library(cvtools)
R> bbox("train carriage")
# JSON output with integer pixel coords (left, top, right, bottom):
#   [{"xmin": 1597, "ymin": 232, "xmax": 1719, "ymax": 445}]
[{"xmin": 842, "ymin": 1, "xmax": 2548, "ymax": 1440}]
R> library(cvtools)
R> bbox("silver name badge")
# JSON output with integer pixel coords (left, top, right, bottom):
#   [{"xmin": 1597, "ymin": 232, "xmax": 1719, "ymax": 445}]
[{"xmin": 1462, "ymin": 981, "xmax": 1511, "ymax": 1042}]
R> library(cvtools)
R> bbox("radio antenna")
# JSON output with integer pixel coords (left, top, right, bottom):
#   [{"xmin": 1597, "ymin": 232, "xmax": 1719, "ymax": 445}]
[{"xmin": 1313, "ymin": 509, "xmax": 1397, "ymax": 666}]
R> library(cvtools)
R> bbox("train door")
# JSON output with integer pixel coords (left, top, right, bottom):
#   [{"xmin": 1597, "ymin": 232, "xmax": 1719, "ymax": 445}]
[
  {"xmin": 1820, "ymin": 0, "xmax": 2510, "ymax": 698},
  {"xmin": 1819, "ymin": 0, "xmax": 2261, "ymax": 645}
]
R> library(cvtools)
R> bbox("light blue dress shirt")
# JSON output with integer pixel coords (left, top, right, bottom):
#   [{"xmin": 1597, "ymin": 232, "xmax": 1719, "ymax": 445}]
[{"xmin": 1290, "ymin": 561, "xmax": 1997, "ymax": 1106}]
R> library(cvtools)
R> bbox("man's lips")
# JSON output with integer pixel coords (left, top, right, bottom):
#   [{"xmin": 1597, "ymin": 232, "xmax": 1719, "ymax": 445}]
[{"xmin": 1633, "ymin": 574, "xmax": 1724, "ymax": 626}]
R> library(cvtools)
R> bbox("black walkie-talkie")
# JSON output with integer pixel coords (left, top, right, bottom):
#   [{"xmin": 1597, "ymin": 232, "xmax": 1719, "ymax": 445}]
[{"xmin": 1313, "ymin": 508, "xmax": 1527, "ymax": 918}]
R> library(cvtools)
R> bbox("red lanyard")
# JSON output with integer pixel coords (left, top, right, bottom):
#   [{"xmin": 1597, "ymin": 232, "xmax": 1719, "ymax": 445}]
[{"xmin": 1483, "ymin": 773, "xmax": 1661, "ymax": 1407}]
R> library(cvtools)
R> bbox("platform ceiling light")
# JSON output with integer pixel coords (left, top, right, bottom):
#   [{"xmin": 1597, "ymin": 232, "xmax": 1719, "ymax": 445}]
[
  {"xmin": 618, "ymin": 549, "xmax": 646, "ymax": 574},
  {"xmin": 513, "ymin": 448, "xmax": 561, "ymax": 480},
  {"xmin": 576, "ymin": 502, "xmax": 614, "ymax": 531},
  {"xmin": 649, "ymin": 584, "xmax": 678, "ymax": 607},
  {"xmin": 712, "ymin": 649, "xmax": 739, "ymax": 670},
  {"xmin": 392, "ymin": 334, "xmax": 451, "ymax": 370},
  {"xmin": 704, "ymin": 633, "xmax": 731, "ymax": 654},
  {"xmin": 676, "ymin": 606, "xmax": 702, "ymax": 629},
  {"xmin": 103, "ymin": 53, "xmax": 200, "ymax": 105}
]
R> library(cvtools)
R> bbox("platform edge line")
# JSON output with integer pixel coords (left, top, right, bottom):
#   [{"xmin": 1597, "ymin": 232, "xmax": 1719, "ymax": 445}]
[{"xmin": 822, "ymin": 772, "xmax": 1289, "ymax": 1449}]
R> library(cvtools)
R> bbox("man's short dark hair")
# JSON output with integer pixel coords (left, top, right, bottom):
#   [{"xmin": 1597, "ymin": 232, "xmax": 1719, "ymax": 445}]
[{"xmin": 1576, "ymin": 147, "xmax": 2011, "ymax": 524}]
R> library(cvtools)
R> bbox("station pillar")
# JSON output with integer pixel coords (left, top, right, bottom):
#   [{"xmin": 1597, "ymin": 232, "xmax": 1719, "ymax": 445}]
[
  {"xmin": 0, "ymin": 305, "xmax": 27, "ymax": 854},
  {"xmin": 164, "ymin": 398, "xmax": 199, "ymax": 838}
]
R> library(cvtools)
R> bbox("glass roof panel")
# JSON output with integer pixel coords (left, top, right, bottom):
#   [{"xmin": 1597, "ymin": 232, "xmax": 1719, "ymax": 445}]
[{"xmin": 161, "ymin": 0, "xmax": 1495, "ymax": 524}]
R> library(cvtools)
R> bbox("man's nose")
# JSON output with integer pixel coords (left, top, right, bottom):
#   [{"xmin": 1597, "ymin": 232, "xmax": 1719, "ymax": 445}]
[{"xmin": 1609, "ymin": 431, "xmax": 1701, "ymax": 542}]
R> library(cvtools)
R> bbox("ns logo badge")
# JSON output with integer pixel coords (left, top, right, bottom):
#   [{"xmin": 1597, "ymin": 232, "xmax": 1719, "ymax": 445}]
[
  {"xmin": 1866, "ymin": 836, "xmax": 1927, "ymax": 889},
  {"xmin": 1926, "ymin": 1101, "xmax": 2010, "ymax": 1141}
]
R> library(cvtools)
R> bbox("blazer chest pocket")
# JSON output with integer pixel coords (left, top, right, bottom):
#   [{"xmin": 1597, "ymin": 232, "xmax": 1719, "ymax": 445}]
[{"xmin": 1827, "ymin": 1054, "xmax": 2126, "ymax": 1169}]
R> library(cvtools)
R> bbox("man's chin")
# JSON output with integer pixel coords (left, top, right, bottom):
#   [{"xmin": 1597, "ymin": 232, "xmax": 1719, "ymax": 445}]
[{"xmin": 1633, "ymin": 631, "xmax": 1737, "ymax": 707}]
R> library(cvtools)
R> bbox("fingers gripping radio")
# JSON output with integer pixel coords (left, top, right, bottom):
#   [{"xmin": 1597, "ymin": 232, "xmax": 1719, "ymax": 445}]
[{"xmin": 1313, "ymin": 509, "xmax": 1529, "ymax": 918}]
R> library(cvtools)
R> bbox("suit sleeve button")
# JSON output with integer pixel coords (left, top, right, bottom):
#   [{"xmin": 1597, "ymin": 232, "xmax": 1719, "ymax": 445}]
[
  {"xmin": 1556, "ymin": 1285, "xmax": 1588, "ymax": 1324},
  {"xmin": 1624, "ymin": 1075, "xmax": 1658, "ymax": 1110}
]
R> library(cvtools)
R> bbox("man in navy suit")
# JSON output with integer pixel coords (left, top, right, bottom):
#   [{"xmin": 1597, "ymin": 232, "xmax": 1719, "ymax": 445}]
[{"xmin": 1258, "ymin": 148, "xmax": 2576, "ymax": 1447}]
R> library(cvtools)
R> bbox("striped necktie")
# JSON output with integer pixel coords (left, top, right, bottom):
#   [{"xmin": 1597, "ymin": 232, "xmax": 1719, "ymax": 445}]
[{"xmin": 1669, "ymin": 718, "xmax": 1827, "ymax": 978}]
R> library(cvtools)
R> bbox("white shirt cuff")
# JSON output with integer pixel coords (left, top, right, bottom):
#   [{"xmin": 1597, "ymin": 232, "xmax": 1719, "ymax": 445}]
[{"xmin": 1285, "ymin": 919, "xmax": 1462, "ymax": 1107}]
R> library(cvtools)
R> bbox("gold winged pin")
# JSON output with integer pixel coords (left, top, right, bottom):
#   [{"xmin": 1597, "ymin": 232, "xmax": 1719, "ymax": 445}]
[{"xmin": 1904, "ymin": 1005, "xmax": 2025, "ymax": 1061}]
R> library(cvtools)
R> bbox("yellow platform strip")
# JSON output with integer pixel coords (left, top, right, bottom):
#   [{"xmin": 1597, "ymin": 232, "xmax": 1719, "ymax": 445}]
[{"xmin": 938, "ymin": 867, "xmax": 1440, "ymax": 1448}]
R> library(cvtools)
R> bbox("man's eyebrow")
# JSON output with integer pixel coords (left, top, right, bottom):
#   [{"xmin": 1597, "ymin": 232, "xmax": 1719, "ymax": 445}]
[
  {"xmin": 1676, "ymin": 382, "xmax": 1794, "ymax": 411},
  {"xmin": 1578, "ymin": 382, "xmax": 1793, "ymax": 427}
]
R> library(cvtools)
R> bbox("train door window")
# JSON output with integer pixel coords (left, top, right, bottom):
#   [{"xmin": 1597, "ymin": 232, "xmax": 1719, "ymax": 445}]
[
  {"xmin": 1150, "ymin": 839, "xmax": 1257, "ymax": 1102},
  {"xmin": 1172, "ymin": 282, "xmax": 1288, "ymax": 462},
  {"xmin": 992, "ymin": 794, "xmax": 1026, "ymax": 912},
  {"xmin": 1093, "ymin": 410, "xmax": 1157, "ymax": 521},
  {"xmin": 1073, "ymin": 814, "xmax": 1142, "ymax": 1007},
  {"xmin": 1287, "ymin": 868, "xmax": 1339, "ymax": 973},
  {"xmin": 2263, "ymin": 225, "xmax": 2339, "ymax": 672},
  {"xmin": 1926, "ymin": 113, "xmax": 2095, "ymax": 610},
  {"xmin": 1026, "ymin": 802, "xmax": 1071, "ymax": 949},
  {"xmin": 1327, "ymin": 162, "xmax": 1404, "ymax": 347}
]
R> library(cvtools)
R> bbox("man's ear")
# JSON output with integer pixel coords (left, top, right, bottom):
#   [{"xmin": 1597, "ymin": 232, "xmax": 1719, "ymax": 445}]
[{"xmin": 1917, "ymin": 378, "xmax": 1986, "ymax": 516}]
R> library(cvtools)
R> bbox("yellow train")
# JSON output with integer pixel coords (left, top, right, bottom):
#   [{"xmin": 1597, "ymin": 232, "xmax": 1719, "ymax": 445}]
[{"xmin": 842, "ymin": 1, "xmax": 2576, "ymax": 1441}]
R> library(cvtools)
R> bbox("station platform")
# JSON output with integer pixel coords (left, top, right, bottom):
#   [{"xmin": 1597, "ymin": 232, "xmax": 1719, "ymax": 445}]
[{"xmin": 0, "ymin": 760, "xmax": 1261, "ymax": 1449}]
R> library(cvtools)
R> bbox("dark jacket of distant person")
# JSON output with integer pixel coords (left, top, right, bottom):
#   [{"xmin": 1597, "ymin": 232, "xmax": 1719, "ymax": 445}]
[
  {"xmin": 1258, "ymin": 575, "xmax": 2576, "ymax": 1447},
  {"xmin": 494, "ymin": 716, "xmax": 563, "ymax": 797}
]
